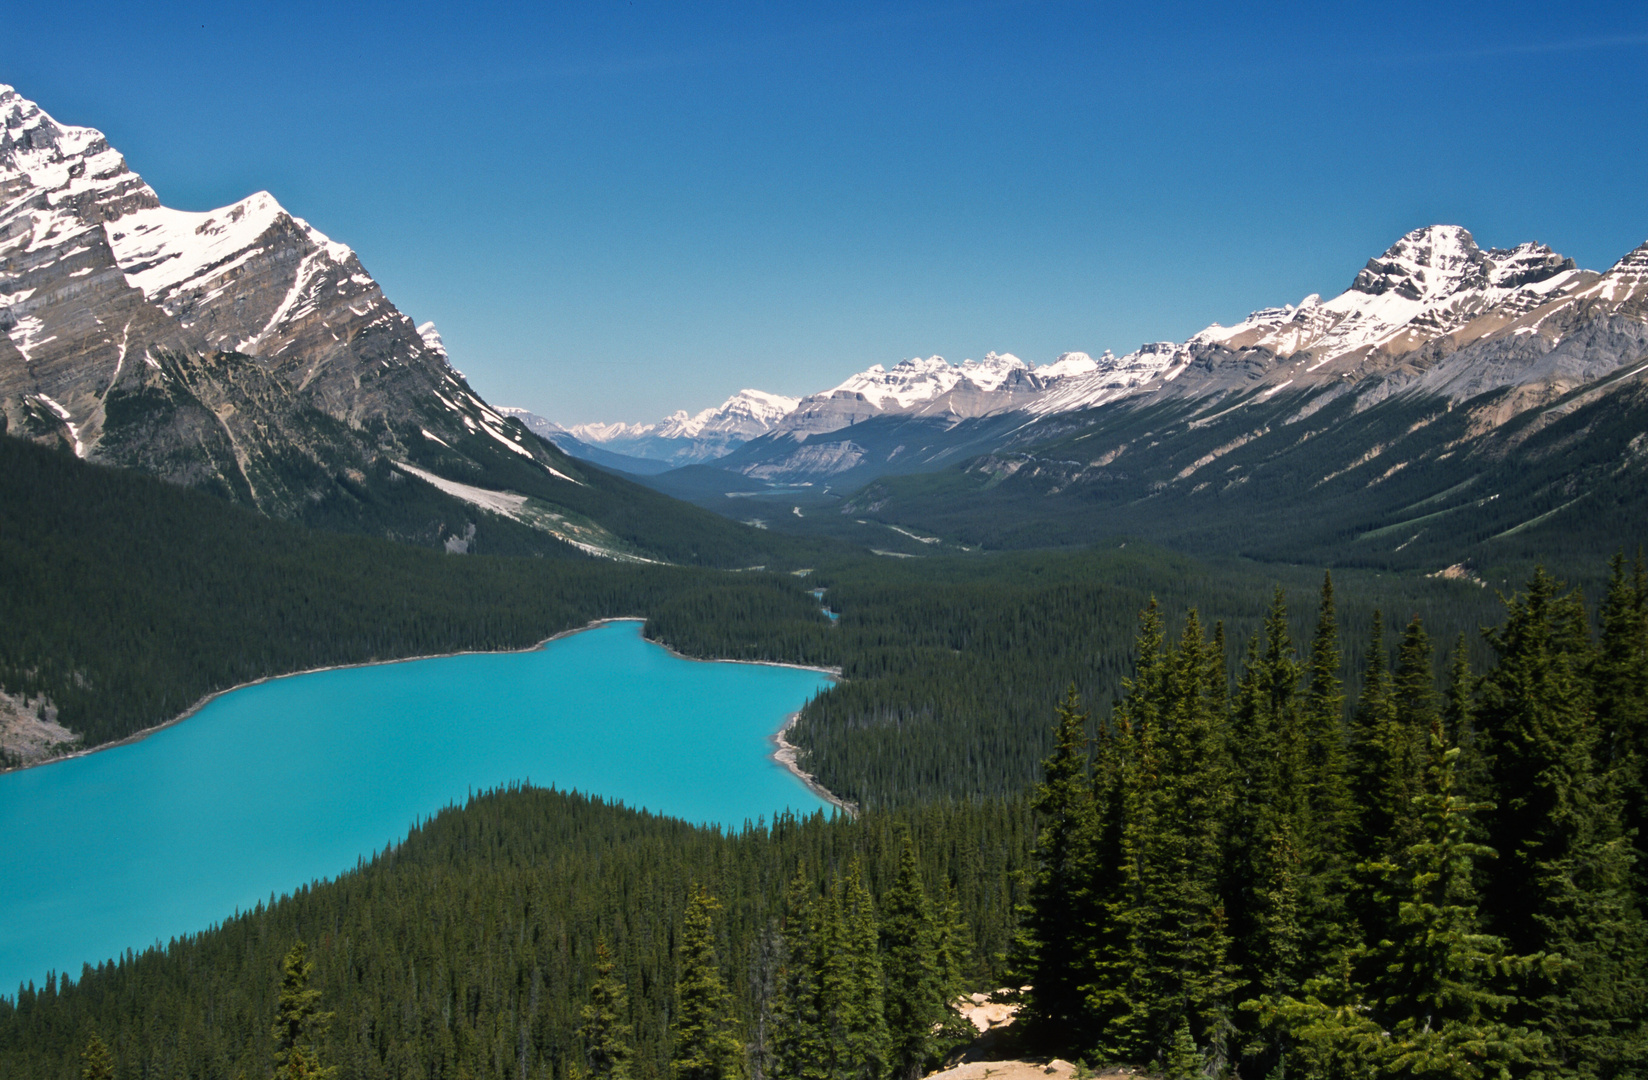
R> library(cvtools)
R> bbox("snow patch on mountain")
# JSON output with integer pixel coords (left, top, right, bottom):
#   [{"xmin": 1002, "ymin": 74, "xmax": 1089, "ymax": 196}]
[
  {"xmin": 568, "ymin": 419, "xmax": 653, "ymax": 443},
  {"xmin": 654, "ymin": 388, "xmax": 800, "ymax": 439}
]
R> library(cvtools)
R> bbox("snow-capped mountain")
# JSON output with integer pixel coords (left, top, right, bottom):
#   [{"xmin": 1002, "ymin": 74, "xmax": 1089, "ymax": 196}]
[
  {"xmin": 775, "ymin": 351, "xmax": 1095, "ymax": 436},
  {"xmin": 0, "ymin": 84, "xmax": 598, "ymax": 551},
  {"xmin": 689, "ymin": 224, "xmax": 1648, "ymax": 495},
  {"xmin": 549, "ymin": 388, "xmax": 801, "ymax": 467},
  {"xmin": 1028, "ymin": 225, "xmax": 1624, "ymax": 416}
]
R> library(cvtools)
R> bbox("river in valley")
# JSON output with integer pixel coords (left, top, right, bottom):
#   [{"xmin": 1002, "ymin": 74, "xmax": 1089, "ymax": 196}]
[{"xmin": 0, "ymin": 620, "xmax": 834, "ymax": 995}]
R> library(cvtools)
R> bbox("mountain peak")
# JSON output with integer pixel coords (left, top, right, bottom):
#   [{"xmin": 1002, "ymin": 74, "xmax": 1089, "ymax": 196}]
[
  {"xmin": 1351, "ymin": 224, "xmax": 1485, "ymax": 300},
  {"xmin": 0, "ymin": 85, "xmax": 156, "ymax": 225}
]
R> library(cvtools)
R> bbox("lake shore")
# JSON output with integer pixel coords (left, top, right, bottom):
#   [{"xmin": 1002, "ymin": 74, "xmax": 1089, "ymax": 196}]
[
  {"xmin": 5, "ymin": 616, "xmax": 849, "ymax": 814},
  {"xmin": 770, "ymin": 711, "xmax": 858, "ymax": 818}
]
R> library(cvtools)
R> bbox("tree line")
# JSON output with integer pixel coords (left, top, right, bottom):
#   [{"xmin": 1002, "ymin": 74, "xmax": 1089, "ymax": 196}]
[{"xmin": 1015, "ymin": 557, "xmax": 1648, "ymax": 1078}]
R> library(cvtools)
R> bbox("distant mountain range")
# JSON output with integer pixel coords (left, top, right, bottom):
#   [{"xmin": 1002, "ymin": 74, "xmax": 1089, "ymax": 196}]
[
  {"xmin": 9, "ymin": 81, "xmax": 1644, "ymax": 575},
  {"xmin": 568, "ymin": 223, "xmax": 1648, "ymax": 571},
  {"xmin": 552, "ymin": 224, "xmax": 1643, "ymax": 478},
  {"xmin": 0, "ymin": 84, "xmax": 802, "ymax": 567},
  {"xmin": 504, "ymin": 389, "xmax": 800, "ymax": 470}
]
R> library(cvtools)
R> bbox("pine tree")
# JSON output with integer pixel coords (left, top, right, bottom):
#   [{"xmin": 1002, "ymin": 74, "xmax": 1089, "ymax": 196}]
[
  {"xmin": 581, "ymin": 938, "xmax": 635, "ymax": 1080},
  {"xmin": 1113, "ymin": 610, "xmax": 1237, "ymax": 1071},
  {"xmin": 1018, "ymin": 686, "xmax": 1097, "ymax": 1054},
  {"xmin": 80, "ymin": 1033, "xmax": 115, "ymax": 1080},
  {"xmin": 1259, "ymin": 730, "xmax": 1552, "ymax": 1079},
  {"xmin": 881, "ymin": 839, "xmax": 959, "ymax": 1080},
  {"xmin": 837, "ymin": 862, "xmax": 890, "ymax": 1080},
  {"xmin": 270, "ymin": 941, "xmax": 335, "ymax": 1080},
  {"xmin": 772, "ymin": 869, "xmax": 825, "ymax": 1080},
  {"xmin": 672, "ymin": 887, "xmax": 747, "ymax": 1080},
  {"xmin": 1480, "ymin": 567, "xmax": 1648, "ymax": 1075}
]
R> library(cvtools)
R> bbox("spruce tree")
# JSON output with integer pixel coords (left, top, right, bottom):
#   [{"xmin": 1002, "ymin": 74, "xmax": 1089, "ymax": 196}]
[
  {"xmin": 1260, "ymin": 730, "xmax": 1552, "ymax": 1078},
  {"xmin": 1302, "ymin": 571, "xmax": 1352, "ymax": 855},
  {"xmin": 1226, "ymin": 593, "xmax": 1310, "ymax": 1074},
  {"xmin": 1018, "ymin": 686, "xmax": 1098, "ymax": 1054},
  {"xmin": 1389, "ymin": 615, "xmax": 1439, "ymax": 853},
  {"xmin": 772, "ymin": 869, "xmax": 825, "ymax": 1080},
  {"xmin": 1114, "ymin": 610, "xmax": 1237, "ymax": 1071},
  {"xmin": 581, "ymin": 938, "xmax": 635, "ymax": 1080},
  {"xmin": 1297, "ymin": 573, "xmax": 1355, "ymax": 1002},
  {"xmin": 882, "ymin": 839, "xmax": 957, "ymax": 1080},
  {"xmin": 1084, "ymin": 601, "xmax": 1166, "ymax": 1048},
  {"xmin": 1481, "ymin": 568, "xmax": 1648, "ymax": 1075},
  {"xmin": 271, "ymin": 941, "xmax": 335, "ymax": 1080},
  {"xmin": 1595, "ymin": 551, "xmax": 1648, "ymax": 888},
  {"xmin": 1349, "ymin": 610, "xmax": 1397, "ymax": 862},
  {"xmin": 672, "ymin": 887, "xmax": 747, "ymax": 1080},
  {"xmin": 80, "ymin": 1034, "xmax": 114, "ymax": 1080},
  {"xmin": 1442, "ymin": 634, "xmax": 1489, "ymax": 813},
  {"xmin": 1479, "ymin": 568, "xmax": 1596, "ymax": 950},
  {"xmin": 837, "ymin": 862, "xmax": 890, "ymax": 1080}
]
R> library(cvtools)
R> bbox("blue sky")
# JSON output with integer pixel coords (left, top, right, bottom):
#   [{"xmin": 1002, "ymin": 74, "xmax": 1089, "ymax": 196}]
[{"xmin": 7, "ymin": 1, "xmax": 1648, "ymax": 423}]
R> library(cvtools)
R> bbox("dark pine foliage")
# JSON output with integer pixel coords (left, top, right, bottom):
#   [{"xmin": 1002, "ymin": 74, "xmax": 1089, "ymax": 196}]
[{"xmin": 1015, "ymin": 564, "xmax": 1648, "ymax": 1078}]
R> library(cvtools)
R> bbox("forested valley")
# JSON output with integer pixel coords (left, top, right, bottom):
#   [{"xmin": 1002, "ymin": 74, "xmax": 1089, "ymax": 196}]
[
  {"xmin": 7, "ymin": 554, "xmax": 1648, "ymax": 1079},
  {"xmin": 6, "ymin": 440, "xmax": 1648, "ymax": 1079}
]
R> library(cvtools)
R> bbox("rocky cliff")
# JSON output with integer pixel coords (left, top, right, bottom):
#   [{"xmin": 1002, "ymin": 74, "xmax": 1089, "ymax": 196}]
[{"xmin": 0, "ymin": 84, "xmax": 574, "ymax": 538}]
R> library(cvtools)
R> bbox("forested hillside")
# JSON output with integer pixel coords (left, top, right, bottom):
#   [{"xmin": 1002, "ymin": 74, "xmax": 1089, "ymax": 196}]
[
  {"xmin": 1, "ymin": 436, "xmax": 1508, "ymax": 795},
  {"xmin": 0, "ymin": 438, "xmax": 833, "ymax": 752},
  {"xmin": 6, "ymin": 561, "xmax": 1646, "ymax": 1080},
  {"xmin": 1015, "ymin": 559, "xmax": 1648, "ymax": 1077},
  {"xmin": 786, "ymin": 548, "xmax": 1512, "ymax": 809},
  {"xmin": 0, "ymin": 789, "xmax": 1030, "ymax": 1080}
]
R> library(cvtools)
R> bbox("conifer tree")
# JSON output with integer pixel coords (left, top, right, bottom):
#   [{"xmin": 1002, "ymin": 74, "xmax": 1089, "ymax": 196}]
[
  {"xmin": 1349, "ymin": 611, "xmax": 1397, "ymax": 862},
  {"xmin": 80, "ymin": 1033, "xmax": 114, "ymax": 1080},
  {"xmin": 882, "ymin": 839, "xmax": 963, "ymax": 1080},
  {"xmin": 1296, "ymin": 573, "xmax": 1355, "ymax": 991},
  {"xmin": 1302, "ymin": 572, "xmax": 1351, "ymax": 853},
  {"xmin": 1441, "ymin": 634, "xmax": 1488, "ymax": 812},
  {"xmin": 1114, "ymin": 610, "xmax": 1237, "ymax": 1071},
  {"xmin": 772, "ymin": 869, "xmax": 824, "ymax": 1080},
  {"xmin": 931, "ymin": 883, "xmax": 973, "ymax": 1033},
  {"xmin": 271, "ymin": 941, "xmax": 335, "ymax": 1080},
  {"xmin": 672, "ymin": 887, "xmax": 747, "ymax": 1080},
  {"xmin": 1595, "ymin": 551, "xmax": 1648, "ymax": 885},
  {"xmin": 1258, "ymin": 730, "xmax": 1552, "ymax": 1078},
  {"xmin": 1084, "ymin": 601, "xmax": 1166, "ymax": 1047},
  {"xmin": 1479, "ymin": 568, "xmax": 1595, "ymax": 950},
  {"xmin": 1389, "ymin": 615, "xmax": 1439, "ymax": 851},
  {"xmin": 836, "ymin": 863, "xmax": 890, "ymax": 1080},
  {"xmin": 581, "ymin": 938, "xmax": 635, "ymax": 1080},
  {"xmin": 1480, "ymin": 568, "xmax": 1648, "ymax": 1075},
  {"xmin": 1018, "ymin": 686, "xmax": 1097, "ymax": 1053}
]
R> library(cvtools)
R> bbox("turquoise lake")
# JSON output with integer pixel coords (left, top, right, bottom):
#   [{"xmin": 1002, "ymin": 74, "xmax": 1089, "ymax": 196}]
[{"xmin": 0, "ymin": 620, "xmax": 834, "ymax": 995}]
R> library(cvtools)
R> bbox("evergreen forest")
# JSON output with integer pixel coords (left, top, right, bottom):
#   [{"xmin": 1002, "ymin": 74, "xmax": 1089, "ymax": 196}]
[
  {"xmin": 5, "ymin": 441, "xmax": 1648, "ymax": 1079},
  {"xmin": 1014, "ymin": 560, "xmax": 1648, "ymax": 1078}
]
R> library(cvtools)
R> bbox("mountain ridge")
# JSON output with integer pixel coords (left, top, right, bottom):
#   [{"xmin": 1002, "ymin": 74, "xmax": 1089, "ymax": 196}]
[{"xmin": 0, "ymin": 83, "xmax": 802, "ymax": 567}]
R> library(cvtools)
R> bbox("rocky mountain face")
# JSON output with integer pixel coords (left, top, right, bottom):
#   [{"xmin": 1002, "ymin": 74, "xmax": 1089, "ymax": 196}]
[
  {"xmin": 695, "ymin": 225, "xmax": 1648, "ymax": 490},
  {"xmin": 818, "ymin": 227, "xmax": 1648, "ymax": 572},
  {"xmin": 573, "ymin": 225, "xmax": 1646, "ymax": 494},
  {"xmin": 0, "ymin": 84, "xmax": 617, "ymax": 554}
]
